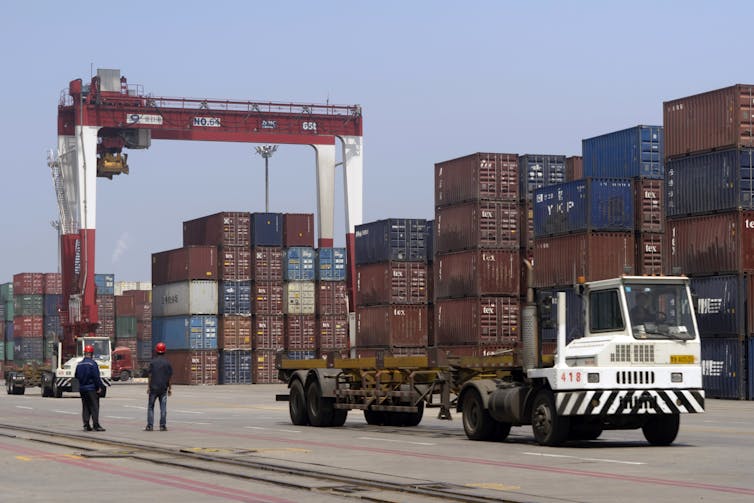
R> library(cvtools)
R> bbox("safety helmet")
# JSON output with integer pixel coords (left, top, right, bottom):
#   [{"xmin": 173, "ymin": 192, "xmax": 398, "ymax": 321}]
[
  {"xmin": 84, "ymin": 345, "xmax": 94, "ymax": 354},
  {"xmin": 155, "ymin": 342, "xmax": 166, "ymax": 354}
]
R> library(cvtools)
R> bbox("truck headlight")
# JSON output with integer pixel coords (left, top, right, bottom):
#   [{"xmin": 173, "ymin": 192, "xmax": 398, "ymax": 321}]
[
  {"xmin": 671, "ymin": 372, "xmax": 683, "ymax": 383},
  {"xmin": 566, "ymin": 357, "xmax": 596, "ymax": 366}
]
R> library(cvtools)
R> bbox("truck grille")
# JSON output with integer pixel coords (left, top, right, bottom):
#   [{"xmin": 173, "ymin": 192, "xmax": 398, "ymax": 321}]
[
  {"xmin": 616, "ymin": 371, "xmax": 655, "ymax": 385},
  {"xmin": 610, "ymin": 344, "xmax": 655, "ymax": 363}
]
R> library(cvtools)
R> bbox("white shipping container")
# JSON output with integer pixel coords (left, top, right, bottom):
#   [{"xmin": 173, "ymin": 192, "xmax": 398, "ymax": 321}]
[
  {"xmin": 115, "ymin": 281, "xmax": 153, "ymax": 296},
  {"xmin": 283, "ymin": 281, "xmax": 316, "ymax": 315},
  {"xmin": 152, "ymin": 280, "xmax": 218, "ymax": 317}
]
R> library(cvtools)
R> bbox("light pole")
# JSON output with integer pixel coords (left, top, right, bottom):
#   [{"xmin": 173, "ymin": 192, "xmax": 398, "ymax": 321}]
[{"xmin": 255, "ymin": 145, "xmax": 278, "ymax": 212}]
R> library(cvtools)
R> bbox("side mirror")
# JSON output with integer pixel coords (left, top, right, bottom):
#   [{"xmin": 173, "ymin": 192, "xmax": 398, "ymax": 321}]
[{"xmin": 539, "ymin": 295, "xmax": 555, "ymax": 329}]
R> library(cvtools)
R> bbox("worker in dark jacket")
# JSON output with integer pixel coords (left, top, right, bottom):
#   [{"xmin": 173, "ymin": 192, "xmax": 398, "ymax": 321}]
[
  {"xmin": 145, "ymin": 342, "xmax": 173, "ymax": 431},
  {"xmin": 75, "ymin": 344, "xmax": 106, "ymax": 432}
]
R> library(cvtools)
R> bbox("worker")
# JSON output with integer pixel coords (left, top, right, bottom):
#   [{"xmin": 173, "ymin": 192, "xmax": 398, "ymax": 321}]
[
  {"xmin": 74, "ymin": 344, "xmax": 106, "ymax": 432},
  {"xmin": 630, "ymin": 291, "xmax": 656, "ymax": 325},
  {"xmin": 145, "ymin": 342, "xmax": 173, "ymax": 431}
]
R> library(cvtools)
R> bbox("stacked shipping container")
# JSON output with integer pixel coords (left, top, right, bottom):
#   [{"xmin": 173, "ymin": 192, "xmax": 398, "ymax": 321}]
[{"xmin": 315, "ymin": 247, "xmax": 349, "ymax": 357}]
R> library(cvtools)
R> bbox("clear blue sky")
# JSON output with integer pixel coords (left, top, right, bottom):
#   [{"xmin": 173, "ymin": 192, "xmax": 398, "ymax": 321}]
[{"xmin": 0, "ymin": 1, "xmax": 747, "ymax": 283}]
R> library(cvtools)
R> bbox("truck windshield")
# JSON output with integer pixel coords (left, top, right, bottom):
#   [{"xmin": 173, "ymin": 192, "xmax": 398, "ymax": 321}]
[
  {"xmin": 624, "ymin": 284, "xmax": 697, "ymax": 340},
  {"xmin": 78, "ymin": 339, "xmax": 111, "ymax": 361}
]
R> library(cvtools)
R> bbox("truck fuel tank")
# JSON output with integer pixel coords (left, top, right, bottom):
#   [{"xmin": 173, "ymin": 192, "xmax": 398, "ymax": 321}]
[{"xmin": 488, "ymin": 385, "xmax": 528, "ymax": 424}]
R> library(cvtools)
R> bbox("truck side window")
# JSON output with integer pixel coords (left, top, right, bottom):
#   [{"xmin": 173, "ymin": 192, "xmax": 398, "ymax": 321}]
[{"xmin": 590, "ymin": 290, "xmax": 624, "ymax": 332}]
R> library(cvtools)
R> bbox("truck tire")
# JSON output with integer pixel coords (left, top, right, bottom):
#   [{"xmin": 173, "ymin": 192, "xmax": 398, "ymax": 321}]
[
  {"xmin": 364, "ymin": 409, "xmax": 386, "ymax": 425},
  {"xmin": 331, "ymin": 407, "xmax": 348, "ymax": 427},
  {"xmin": 642, "ymin": 415, "xmax": 679, "ymax": 446},
  {"xmin": 495, "ymin": 421, "xmax": 513, "ymax": 441},
  {"xmin": 462, "ymin": 389, "xmax": 496, "ymax": 440},
  {"xmin": 531, "ymin": 389, "xmax": 569, "ymax": 446},
  {"xmin": 53, "ymin": 380, "xmax": 62, "ymax": 398},
  {"xmin": 386, "ymin": 401, "xmax": 424, "ymax": 427},
  {"xmin": 289, "ymin": 379, "xmax": 309, "ymax": 425},
  {"xmin": 305, "ymin": 380, "xmax": 335, "ymax": 427},
  {"xmin": 119, "ymin": 370, "xmax": 131, "ymax": 382},
  {"xmin": 569, "ymin": 420, "xmax": 603, "ymax": 441}
]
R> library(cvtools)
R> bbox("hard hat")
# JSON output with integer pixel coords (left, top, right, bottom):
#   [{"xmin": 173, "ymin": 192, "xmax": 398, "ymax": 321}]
[
  {"xmin": 155, "ymin": 342, "xmax": 166, "ymax": 354},
  {"xmin": 84, "ymin": 345, "xmax": 94, "ymax": 354}
]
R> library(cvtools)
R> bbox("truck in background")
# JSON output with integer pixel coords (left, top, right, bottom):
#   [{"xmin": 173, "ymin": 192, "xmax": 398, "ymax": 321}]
[{"xmin": 111, "ymin": 346, "xmax": 149, "ymax": 381}]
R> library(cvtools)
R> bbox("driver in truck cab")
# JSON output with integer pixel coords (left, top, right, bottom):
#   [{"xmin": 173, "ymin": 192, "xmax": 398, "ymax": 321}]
[{"xmin": 630, "ymin": 291, "xmax": 656, "ymax": 325}]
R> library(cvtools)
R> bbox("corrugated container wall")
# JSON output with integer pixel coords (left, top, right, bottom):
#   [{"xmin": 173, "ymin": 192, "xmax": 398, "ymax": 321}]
[
  {"xmin": 152, "ymin": 281, "xmax": 218, "ymax": 317},
  {"xmin": 316, "ymin": 248, "xmax": 346, "ymax": 281},
  {"xmin": 283, "ymin": 247, "xmax": 316, "ymax": 281},
  {"xmin": 700, "ymin": 337, "xmax": 745, "ymax": 399},
  {"xmin": 13, "ymin": 273, "xmax": 44, "ymax": 295},
  {"xmin": 434, "ymin": 249, "xmax": 519, "ymax": 299},
  {"xmin": 251, "ymin": 247, "xmax": 283, "ymax": 282},
  {"xmin": 635, "ymin": 233, "xmax": 665, "ymax": 276},
  {"xmin": 316, "ymin": 281, "xmax": 348, "ymax": 315},
  {"xmin": 634, "ymin": 178, "xmax": 665, "ymax": 233},
  {"xmin": 435, "ymin": 201, "xmax": 519, "ymax": 252},
  {"xmin": 356, "ymin": 305, "xmax": 428, "ymax": 347},
  {"xmin": 95, "ymin": 274, "xmax": 115, "ymax": 295},
  {"xmin": 690, "ymin": 275, "xmax": 748, "ymax": 336},
  {"xmin": 218, "ymin": 247, "xmax": 251, "ymax": 281},
  {"xmin": 252, "ymin": 316, "xmax": 284, "ymax": 350},
  {"xmin": 434, "ymin": 297, "xmax": 520, "ymax": 346},
  {"xmin": 283, "ymin": 282, "xmax": 316, "ymax": 315},
  {"xmin": 218, "ymin": 316, "xmax": 252, "ymax": 349},
  {"xmin": 434, "ymin": 152, "xmax": 519, "ymax": 207},
  {"xmin": 43, "ymin": 273, "xmax": 62, "ymax": 295},
  {"xmin": 251, "ymin": 213, "xmax": 283, "ymax": 247},
  {"xmin": 356, "ymin": 262, "xmax": 428, "ymax": 306},
  {"xmin": 219, "ymin": 350, "xmax": 252, "ymax": 384},
  {"xmin": 183, "ymin": 211, "xmax": 251, "ymax": 247},
  {"xmin": 663, "ymin": 84, "xmax": 754, "ymax": 159},
  {"xmin": 582, "ymin": 125, "xmax": 664, "ymax": 179},
  {"xmin": 252, "ymin": 283, "xmax": 283, "ymax": 315},
  {"xmin": 252, "ymin": 349, "xmax": 279, "ymax": 383},
  {"xmin": 152, "ymin": 246, "xmax": 217, "ymax": 285},
  {"xmin": 219, "ymin": 281, "xmax": 252, "ymax": 315},
  {"xmin": 355, "ymin": 219, "xmax": 427, "ymax": 264},
  {"xmin": 518, "ymin": 154, "xmax": 567, "ymax": 202},
  {"xmin": 152, "ymin": 315, "xmax": 218, "ymax": 350},
  {"xmin": 165, "ymin": 349, "xmax": 218, "ymax": 385},
  {"xmin": 565, "ymin": 156, "xmax": 583, "ymax": 181},
  {"xmin": 283, "ymin": 213, "xmax": 314, "ymax": 247}
]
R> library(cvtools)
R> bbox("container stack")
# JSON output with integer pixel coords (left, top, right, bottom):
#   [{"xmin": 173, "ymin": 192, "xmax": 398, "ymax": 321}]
[
  {"xmin": 315, "ymin": 247, "xmax": 349, "ymax": 357},
  {"xmin": 115, "ymin": 289, "xmax": 152, "ymax": 369},
  {"xmin": 95, "ymin": 273, "xmax": 116, "ymax": 339},
  {"xmin": 434, "ymin": 153, "xmax": 521, "ymax": 356},
  {"xmin": 663, "ymin": 84, "xmax": 754, "ymax": 399},
  {"xmin": 0, "ymin": 282, "xmax": 9, "ymax": 368},
  {"xmin": 565, "ymin": 155, "xmax": 583, "ymax": 181},
  {"xmin": 42, "ymin": 273, "xmax": 63, "ymax": 361},
  {"xmin": 354, "ymin": 218, "xmax": 429, "ymax": 356},
  {"xmin": 115, "ymin": 281, "xmax": 152, "ymax": 296},
  {"xmin": 12, "ymin": 273, "xmax": 45, "ymax": 365},
  {"xmin": 282, "ymin": 214, "xmax": 317, "ymax": 361},
  {"xmin": 519, "ymin": 154, "xmax": 567, "ymax": 254}
]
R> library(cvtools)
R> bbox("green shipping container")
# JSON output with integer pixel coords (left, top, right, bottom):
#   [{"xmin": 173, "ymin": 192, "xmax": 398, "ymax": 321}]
[
  {"xmin": 5, "ymin": 341, "xmax": 13, "ymax": 361},
  {"xmin": 116, "ymin": 316, "xmax": 137, "ymax": 338},
  {"xmin": 14, "ymin": 295, "xmax": 44, "ymax": 316},
  {"xmin": 3, "ymin": 301, "xmax": 13, "ymax": 321},
  {"xmin": 0, "ymin": 283, "xmax": 13, "ymax": 302}
]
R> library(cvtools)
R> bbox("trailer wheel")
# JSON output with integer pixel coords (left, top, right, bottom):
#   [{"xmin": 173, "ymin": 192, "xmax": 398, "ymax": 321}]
[
  {"xmin": 289, "ymin": 380, "xmax": 309, "ymax": 425},
  {"xmin": 364, "ymin": 409, "xmax": 386, "ymax": 425},
  {"xmin": 462, "ymin": 389, "xmax": 496, "ymax": 440},
  {"xmin": 532, "ymin": 390, "xmax": 569, "ymax": 446},
  {"xmin": 331, "ymin": 408, "xmax": 347, "ymax": 427},
  {"xmin": 41, "ymin": 373, "xmax": 53, "ymax": 397},
  {"xmin": 642, "ymin": 415, "xmax": 679, "ymax": 446},
  {"xmin": 305, "ymin": 380, "xmax": 335, "ymax": 427},
  {"xmin": 386, "ymin": 401, "xmax": 424, "ymax": 427}
]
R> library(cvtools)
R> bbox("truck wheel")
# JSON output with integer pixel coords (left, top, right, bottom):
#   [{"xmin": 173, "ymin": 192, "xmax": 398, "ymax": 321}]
[
  {"xmin": 119, "ymin": 370, "xmax": 131, "ymax": 382},
  {"xmin": 569, "ymin": 420, "xmax": 603, "ymax": 441},
  {"xmin": 331, "ymin": 408, "xmax": 348, "ymax": 427},
  {"xmin": 16, "ymin": 384, "xmax": 25, "ymax": 395},
  {"xmin": 462, "ymin": 389, "xmax": 496, "ymax": 440},
  {"xmin": 289, "ymin": 380, "xmax": 309, "ymax": 425},
  {"xmin": 6, "ymin": 376, "xmax": 14, "ymax": 395},
  {"xmin": 53, "ymin": 380, "xmax": 62, "ymax": 398},
  {"xmin": 495, "ymin": 421, "xmax": 513, "ymax": 441},
  {"xmin": 364, "ymin": 409, "xmax": 386, "ymax": 425},
  {"xmin": 305, "ymin": 380, "xmax": 335, "ymax": 427},
  {"xmin": 388, "ymin": 401, "xmax": 424, "ymax": 427},
  {"xmin": 531, "ymin": 390, "xmax": 569, "ymax": 446},
  {"xmin": 642, "ymin": 415, "xmax": 679, "ymax": 446}
]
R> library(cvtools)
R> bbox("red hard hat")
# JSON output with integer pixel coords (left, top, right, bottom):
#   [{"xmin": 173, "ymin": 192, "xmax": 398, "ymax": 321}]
[
  {"xmin": 84, "ymin": 345, "xmax": 94, "ymax": 354},
  {"xmin": 155, "ymin": 342, "xmax": 166, "ymax": 354}
]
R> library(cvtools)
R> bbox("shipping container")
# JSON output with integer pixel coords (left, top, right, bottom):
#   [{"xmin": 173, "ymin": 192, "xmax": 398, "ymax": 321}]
[
  {"xmin": 13, "ymin": 316, "xmax": 44, "ymax": 338},
  {"xmin": 634, "ymin": 178, "xmax": 665, "ymax": 233},
  {"xmin": 165, "ymin": 349, "xmax": 218, "ymax": 385},
  {"xmin": 700, "ymin": 337, "xmax": 744, "ymax": 399},
  {"xmin": 434, "ymin": 249, "xmax": 519, "ymax": 299},
  {"xmin": 315, "ymin": 247, "xmax": 346, "ymax": 281},
  {"xmin": 434, "ymin": 152, "xmax": 519, "ymax": 207},
  {"xmin": 434, "ymin": 297, "xmax": 519, "ymax": 346},
  {"xmin": 116, "ymin": 316, "xmax": 137, "ymax": 338},
  {"xmin": 582, "ymin": 125, "xmax": 664, "ymax": 179},
  {"xmin": 217, "ymin": 316, "xmax": 251, "ymax": 350},
  {"xmin": 532, "ymin": 232, "xmax": 635, "ymax": 287},
  {"xmin": 287, "ymin": 350, "xmax": 319, "ymax": 360},
  {"xmin": 251, "ymin": 283, "xmax": 283, "ymax": 315},
  {"xmin": 436, "ymin": 344, "xmax": 516, "ymax": 358},
  {"xmin": 317, "ymin": 315, "xmax": 349, "ymax": 351},
  {"xmin": 565, "ymin": 156, "xmax": 583, "ymax": 181},
  {"xmin": 284, "ymin": 314, "xmax": 317, "ymax": 350},
  {"xmin": 123, "ymin": 289, "xmax": 151, "ymax": 304},
  {"xmin": 13, "ymin": 273, "xmax": 44, "ymax": 295},
  {"xmin": 315, "ymin": 281, "xmax": 348, "ymax": 316},
  {"xmin": 666, "ymin": 148, "xmax": 754, "ymax": 217},
  {"xmin": 283, "ymin": 247, "xmax": 316, "ymax": 281},
  {"xmin": 43, "ymin": 294, "xmax": 62, "ymax": 317},
  {"xmin": 219, "ymin": 281, "xmax": 252, "ymax": 316},
  {"xmin": 152, "ymin": 246, "xmax": 217, "ymax": 285},
  {"xmin": 219, "ymin": 349, "xmax": 252, "ymax": 384},
  {"xmin": 251, "ymin": 212, "xmax": 283, "ymax": 246},
  {"xmin": 43, "ymin": 273, "xmax": 62, "ymax": 295},
  {"xmin": 355, "ymin": 219, "xmax": 427, "ymax": 265},
  {"xmin": 663, "ymin": 84, "xmax": 754, "ymax": 159},
  {"xmin": 426, "ymin": 220, "xmax": 434, "ymax": 263},
  {"xmin": 13, "ymin": 295, "xmax": 44, "ymax": 316},
  {"xmin": 635, "ymin": 232, "xmax": 665, "ymax": 276},
  {"xmin": 1, "ymin": 300, "xmax": 10, "ymax": 322},
  {"xmin": 356, "ymin": 305, "xmax": 428, "ymax": 347},
  {"xmin": 218, "ymin": 247, "xmax": 251, "ymax": 281},
  {"xmin": 518, "ymin": 154, "xmax": 567, "ymax": 202},
  {"xmin": 95, "ymin": 274, "xmax": 115, "ymax": 295},
  {"xmin": 152, "ymin": 315, "xmax": 218, "ymax": 350},
  {"xmin": 152, "ymin": 281, "xmax": 218, "ymax": 317},
  {"xmin": 533, "ymin": 178, "xmax": 634, "ymax": 237},
  {"xmin": 43, "ymin": 314, "xmax": 63, "ymax": 340},
  {"xmin": 520, "ymin": 198, "xmax": 535, "ymax": 251},
  {"xmin": 115, "ymin": 295, "xmax": 135, "ymax": 316},
  {"xmin": 14, "ymin": 338, "xmax": 44, "ymax": 362},
  {"xmin": 283, "ymin": 281, "xmax": 316, "ymax": 315},
  {"xmin": 251, "ymin": 246, "xmax": 284, "ymax": 282},
  {"xmin": 252, "ymin": 349, "xmax": 280, "ymax": 383},
  {"xmin": 690, "ymin": 274, "xmax": 751, "ymax": 336},
  {"xmin": 252, "ymin": 315, "xmax": 285, "ymax": 350},
  {"xmin": 435, "ymin": 200, "xmax": 519, "ymax": 252},
  {"xmin": 283, "ymin": 213, "xmax": 314, "ymax": 247},
  {"xmin": 355, "ymin": 346, "xmax": 427, "ymax": 358},
  {"xmin": 182, "ymin": 211, "xmax": 251, "ymax": 247},
  {"xmin": 666, "ymin": 210, "xmax": 754, "ymax": 275},
  {"xmin": 356, "ymin": 262, "xmax": 428, "ymax": 306},
  {"xmin": 0, "ymin": 283, "xmax": 14, "ymax": 302},
  {"xmin": 115, "ymin": 281, "xmax": 152, "ymax": 296}
]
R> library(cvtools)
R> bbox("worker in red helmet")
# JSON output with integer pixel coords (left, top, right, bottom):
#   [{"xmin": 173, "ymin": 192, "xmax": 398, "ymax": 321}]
[
  {"xmin": 145, "ymin": 341, "xmax": 173, "ymax": 431},
  {"xmin": 74, "ymin": 343, "xmax": 106, "ymax": 432}
]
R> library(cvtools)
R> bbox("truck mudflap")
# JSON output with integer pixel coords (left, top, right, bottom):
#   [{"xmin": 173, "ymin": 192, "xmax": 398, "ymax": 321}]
[{"xmin": 555, "ymin": 389, "xmax": 705, "ymax": 416}]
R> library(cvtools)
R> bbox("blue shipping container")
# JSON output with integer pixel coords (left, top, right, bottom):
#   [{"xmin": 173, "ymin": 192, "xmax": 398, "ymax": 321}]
[
  {"xmin": 14, "ymin": 338, "xmax": 44, "ymax": 362},
  {"xmin": 286, "ymin": 350, "xmax": 318, "ymax": 360},
  {"xmin": 519, "ymin": 154, "xmax": 567, "ymax": 202},
  {"xmin": 582, "ymin": 125, "xmax": 663, "ymax": 179},
  {"xmin": 95, "ymin": 274, "xmax": 115, "ymax": 295},
  {"xmin": 43, "ymin": 315, "xmax": 63, "ymax": 339},
  {"xmin": 251, "ymin": 213, "xmax": 283, "ymax": 246},
  {"xmin": 536, "ymin": 287, "xmax": 584, "ymax": 343},
  {"xmin": 426, "ymin": 220, "xmax": 434, "ymax": 263},
  {"xmin": 666, "ymin": 148, "xmax": 754, "ymax": 217},
  {"xmin": 152, "ymin": 315, "xmax": 218, "ymax": 350},
  {"xmin": 283, "ymin": 247, "xmax": 316, "ymax": 281},
  {"xmin": 701, "ymin": 337, "xmax": 744, "ymax": 399},
  {"xmin": 44, "ymin": 294, "xmax": 62, "ymax": 317},
  {"xmin": 690, "ymin": 275, "xmax": 746, "ymax": 336},
  {"xmin": 316, "ymin": 248, "xmax": 347, "ymax": 281},
  {"xmin": 533, "ymin": 178, "xmax": 634, "ymax": 237},
  {"xmin": 219, "ymin": 281, "xmax": 252, "ymax": 315},
  {"xmin": 137, "ymin": 340, "xmax": 153, "ymax": 361},
  {"xmin": 220, "ymin": 349, "xmax": 252, "ymax": 384},
  {"xmin": 355, "ymin": 219, "xmax": 427, "ymax": 265}
]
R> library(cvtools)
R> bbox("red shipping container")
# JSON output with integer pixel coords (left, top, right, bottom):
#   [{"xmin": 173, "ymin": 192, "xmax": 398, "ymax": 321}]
[
  {"xmin": 218, "ymin": 316, "xmax": 252, "ymax": 349},
  {"xmin": 95, "ymin": 319, "xmax": 115, "ymax": 339},
  {"xmin": 316, "ymin": 281, "xmax": 348, "ymax": 315},
  {"xmin": 565, "ymin": 156, "xmax": 583, "ymax": 181},
  {"xmin": 252, "ymin": 283, "xmax": 283, "ymax": 315},
  {"xmin": 251, "ymin": 246, "xmax": 283, "ymax": 282},
  {"xmin": 218, "ymin": 247, "xmax": 251, "ymax": 281},
  {"xmin": 115, "ymin": 295, "xmax": 135, "ymax": 317},
  {"xmin": 134, "ymin": 301, "xmax": 152, "ymax": 321},
  {"xmin": 123, "ymin": 290, "xmax": 151, "ymax": 304},
  {"xmin": 434, "ymin": 297, "xmax": 520, "ymax": 346},
  {"xmin": 165, "ymin": 349, "xmax": 218, "ymax": 385},
  {"xmin": 285, "ymin": 315, "xmax": 317, "ymax": 350},
  {"xmin": 252, "ymin": 315, "xmax": 284, "ymax": 350},
  {"xmin": 435, "ymin": 152, "xmax": 519, "ymax": 207},
  {"xmin": 317, "ymin": 315, "xmax": 348, "ymax": 351},
  {"xmin": 519, "ymin": 198, "xmax": 535, "ymax": 251},
  {"xmin": 636, "ymin": 232, "xmax": 665, "ymax": 275},
  {"xmin": 666, "ymin": 210, "xmax": 754, "ymax": 275},
  {"xmin": 136, "ymin": 320, "xmax": 152, "ymax": 339},
  {"xmin": 152, "ymin": 246, "xmax": 217, "ymax": 286},
  {"xmin": 664, "ymin": 84, "xmax": 754, "ymax": 159},
  {"xmin": 356, "ymin": 305, "xmax": 428, "ymax": 348},
  {"xmin": 356, "ymin": 262, "xmax": 428, "ymax": 306},
  {"xmin": 283, "ymin": 213, "xmax": 314, "ymax": 247},
  {"xmin": 252, "ymin": 349, "xmax": 281, "ymax": 383},
  {"xmin": 13, "ymin": 316, "xmax": 44, "ymax": 337},
  {"xmin": 434, "ymin": 249, "xmax": 519, "ymax": 299},
  {"xmin": 634, "ymin": 178, "xmax": 664, "ymax": 233},
  {"xmin": 533, "ymin": 232, "xmax": 635, "ymax": 287},
  {"xmin": 183, "ymin": 211, "xmax": 251, "ymax": 247},
  {"xmin": 13, "ymin": 273, "xmax": 44, "ymax": 295},
  {"xmin": 96, "ymin": 294, "xmax": 115, "ymax": 320},
  {"xmin": 43, "ymin": 273, "xmax": 62, "ymax": 295},
  {"xmin": 435, "ymin": 200, "xmax": 519, "ymax": 252}
]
